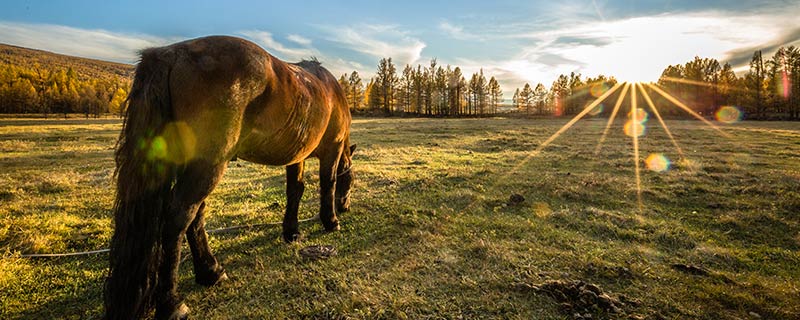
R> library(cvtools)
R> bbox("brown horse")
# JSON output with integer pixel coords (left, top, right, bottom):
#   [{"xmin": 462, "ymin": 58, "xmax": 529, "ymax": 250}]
[{"xmin": 103, "ymin": 36, "xmax": 354, "ymax": 320}]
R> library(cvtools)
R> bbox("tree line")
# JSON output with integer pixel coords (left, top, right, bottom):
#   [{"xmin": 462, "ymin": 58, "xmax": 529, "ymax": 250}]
[
  {"xmin": 337, "ymin": 46, "xmax": 799, "ymax": 120},
  {"xmin": 656, "ymin": 46, "xmax": 800, "ymax": 120},
  {"xmin": 338, "ymin": 58, "xmax": 503, "ymax": 116},
  {"xmin": 0, "ymin": 63, "xmax": 129, "ymax": 117},
  {"xmin": 1, "ymin": 44, "xmax": 798, "ymax": 120}
]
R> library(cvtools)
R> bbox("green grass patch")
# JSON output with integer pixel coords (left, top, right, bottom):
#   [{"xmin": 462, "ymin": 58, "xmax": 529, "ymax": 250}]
[{"xmin": 1, "ymin": 117, "xmax": 798, "ymax": 319}]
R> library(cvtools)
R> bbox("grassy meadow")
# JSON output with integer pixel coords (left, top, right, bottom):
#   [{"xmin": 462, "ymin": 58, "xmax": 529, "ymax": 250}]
[{"xmin": 1, "ymin": 116, "xmax": 799, "ymax": 319}]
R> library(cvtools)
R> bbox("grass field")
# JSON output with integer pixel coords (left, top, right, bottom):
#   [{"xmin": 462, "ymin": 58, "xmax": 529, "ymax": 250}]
[{"xmin": 1, "ymin": 116, "xmax": 799, "ymax": 319}]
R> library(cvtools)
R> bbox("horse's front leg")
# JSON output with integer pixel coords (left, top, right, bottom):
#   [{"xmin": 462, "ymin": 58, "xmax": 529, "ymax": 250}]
[
  {"xmin": 319, "ymin": 146, "xmax": 343, "ymax": 231},
  {"xmin": 282, "ymin": 161, "xmax": 305, "ymax": 243}
]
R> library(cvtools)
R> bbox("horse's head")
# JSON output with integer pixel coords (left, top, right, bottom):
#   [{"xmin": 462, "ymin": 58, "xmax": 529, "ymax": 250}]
[{"xmin": 335, "ymin": 144, "xmax": 356, "ymax": 213}]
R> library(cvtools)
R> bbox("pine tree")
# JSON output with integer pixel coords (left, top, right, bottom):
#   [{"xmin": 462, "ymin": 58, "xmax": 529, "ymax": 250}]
[
  {"xmin": 520, "ymin": 83, "xmax": 534, "ymax": 114},
  {"xmin": 747, "ymin": 50, "xmax": 767, "ymax": 118},
  {"xmin": 374, "ymin": 58, "xmax": 397, "ymax": 114},
  {"xmin": 338, "ymin": 73, "xmax": 351, "ymax": 108},
  {"xmin": 345, "ymin": 71, "xmax": 363, "ymax": 111},
  {"xmin": 449, "ymin": 67, "xmax": 465, "ymax": 115},
  {"xmin": 488, "ymin": 76, "xmax": 502, "ymax": 115},
  {"xmin": 533, "ymin": 83, "xmax": 547, "ymax": 114}
]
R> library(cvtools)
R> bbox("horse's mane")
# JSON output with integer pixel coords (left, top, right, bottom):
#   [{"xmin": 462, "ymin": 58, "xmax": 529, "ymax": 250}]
[
  {"xmin": 295, "ymin": 58, "xmax": 322, "ymax": 69},
  {"xmin": 294, "ymin": 57, "xmax": 333, "ymax": 81}
]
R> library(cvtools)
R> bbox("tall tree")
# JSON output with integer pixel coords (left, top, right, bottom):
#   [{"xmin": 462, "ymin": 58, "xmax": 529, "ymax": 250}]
[
  {"xmin": 399, "ymin": 65, "xmax": 414, "ymax": 113},
  {"xmin": 488, "ymin": 76, "xmax": 502, "ymax": 115},
  {"xmin": 550, "ymin": 74, "xmax": 570, "ymax": 116},
  {"xmin": 448, "ymin": 67, "xmax": 465, "ymax": 115},
  {"xmin": 520, "ymin": 83, "xmax": 534, "ymax": 114},
  {"xmin": 512, "ymin": 88, "xmax": 521, "ymax": 112},
  {"xmin": 746, "ymin": 50, "xmax": 767, "ymax": 118},
  {"xmin": 533, "ymin": 83, "xmax": 547, "ymax": 114},
  {"xmin": 347, "ymin": 71, "xmax": 364, "ymax": 111},
  {"xmin": 338, "ymin": 73, "xmax": 351, "ymax": 108},
  {"xmin": 374, "ymin": 58, "xmax": 397, "ymax": 114}
]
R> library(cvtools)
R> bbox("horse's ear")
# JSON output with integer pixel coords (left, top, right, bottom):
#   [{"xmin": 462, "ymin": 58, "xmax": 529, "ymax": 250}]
[{"xmin": 349, "ymin": 144, "xmax": 357, "ymax": 154}]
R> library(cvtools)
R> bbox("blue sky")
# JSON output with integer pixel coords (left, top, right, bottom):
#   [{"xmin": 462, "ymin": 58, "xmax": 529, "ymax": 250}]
[{"xmin": 1, "ymin": 0, "xmax": 799, "ymax": 96}]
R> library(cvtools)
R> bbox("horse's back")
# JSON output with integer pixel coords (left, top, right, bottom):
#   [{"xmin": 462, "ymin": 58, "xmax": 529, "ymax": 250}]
[{"xmin": 151, "ymin": 35, "xmax": 349, "ymax": 166}]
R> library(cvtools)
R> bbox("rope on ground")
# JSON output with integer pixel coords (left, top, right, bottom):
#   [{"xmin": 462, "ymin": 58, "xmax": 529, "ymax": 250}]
[{"xmin": 18, "ymin": 215, "xmax": 319, "ymax": 258}]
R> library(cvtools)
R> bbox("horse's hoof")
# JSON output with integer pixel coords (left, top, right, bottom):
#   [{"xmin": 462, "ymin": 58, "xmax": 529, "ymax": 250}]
[
  {"xmin": 282, "ymin": 231, "xmax": 301, "ymax": 243},
  {"xmin": 195, "ymin": 265, "xmax": 227, "ymax": 287},
  {"xmin": 169, "ymin": 303, "xmax": 190, "ymax": 320},
  {"xmin": 323, "ymin": 220, "xmax": 340, "ymax": 232}
]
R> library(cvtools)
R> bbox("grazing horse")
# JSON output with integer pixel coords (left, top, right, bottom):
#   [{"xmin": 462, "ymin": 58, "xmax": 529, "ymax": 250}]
[{"xmin": 103, "ymin": 36, "xmax": 355, "ymax": 320}]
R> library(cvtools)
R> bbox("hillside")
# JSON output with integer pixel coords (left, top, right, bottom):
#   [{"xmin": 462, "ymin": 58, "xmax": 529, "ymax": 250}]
[
  {"xmin": 0, "ymin": 43, "xmax": 135, "ymax": 81},
  {"xmin": 0, "ymin": 44, "xmax": 134, "ymax": 115}
]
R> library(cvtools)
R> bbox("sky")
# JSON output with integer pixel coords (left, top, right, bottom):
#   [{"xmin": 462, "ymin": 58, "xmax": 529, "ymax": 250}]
[{"xmin": 1, "ymin": 0, "xmax": 799, "ymax": 98}]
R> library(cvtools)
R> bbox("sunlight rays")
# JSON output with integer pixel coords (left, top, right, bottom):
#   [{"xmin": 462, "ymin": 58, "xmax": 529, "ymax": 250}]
[
  {"xmin": 594, "ymin": 82, "xmax": 630, "ymax": 155},
  {"xmin": 629, "ymin": 84, "xmax": 643, "ymax": 210},
  {"xmin": 659, "ymin": 76, "xmax": 750, "ymax": 93},
  {"xmin": 646, "ymin": 83, "xmax": 731, "ymax": 138},
  {"xmin": 638, "ymin": 83, "xmax": 684, "ymax": 159},
  {"xmin": 534, "ymin": 82, "xmax": 623, "ymax": 153},
  {"xmin": 504, "ymin": 82, "xmax": 623, "ymax": 177},
  {"xmin": 468, "ymin": 78, "xmax": 742, "ymax": 213}
]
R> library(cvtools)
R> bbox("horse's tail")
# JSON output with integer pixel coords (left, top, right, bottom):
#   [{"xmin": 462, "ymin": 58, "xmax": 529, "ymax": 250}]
[{"xmin": 104, "ymin": 48, "xmax": 177, "ymax": 320}]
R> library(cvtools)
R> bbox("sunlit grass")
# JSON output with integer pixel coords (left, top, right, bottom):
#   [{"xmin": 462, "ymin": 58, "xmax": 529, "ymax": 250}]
[{"xmin": 1, "ymin": 117, "xmax": 799, "ymax": 319}]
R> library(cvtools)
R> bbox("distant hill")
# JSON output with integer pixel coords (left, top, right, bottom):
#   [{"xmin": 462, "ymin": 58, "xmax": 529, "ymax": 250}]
[
  {"xmin": 0, "ymin": 44, "xmax": 134, "ymax": 115},
  {"xmin": 0, "ymin": 43, "xmax": 135, "ymax": 81}
]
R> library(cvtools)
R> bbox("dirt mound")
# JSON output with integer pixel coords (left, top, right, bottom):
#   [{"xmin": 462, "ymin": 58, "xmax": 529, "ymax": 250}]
[
  {"xmin": 299, "ymin": 245, "xmax": 337, "ymax": 260},
  {"xmin": 508, "ymin": 193, "xmax": 525, "ymax": 205},
  {"xmin": 517, "ymin": 279, "xmax": 640, "ymax": 319}
]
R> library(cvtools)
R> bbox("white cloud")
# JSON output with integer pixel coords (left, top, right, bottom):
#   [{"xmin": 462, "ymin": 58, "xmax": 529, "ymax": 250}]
[
  {"xmin": 536, "ymin": 13, "xmax": 788, "ymax": 82},
  {"xmin": 238, "ymin": 30, "xmax": 317, "ymax": 61},
  {"xmin": 287, "ymin": 34, "xmax": 312, "ymax": 46},
  {"xmin": 238, "ymin": 30, "xmax": 364, "ymax": 78},
  {"xmin": 321, "ymin": 24, "xmax": 426, "ymax": 66},
  {"xmin": 453, "ymin": 9, "xmax": 800, "ymax": 94},
  {"xmin": 0, "ymin": 21, "xmax": 173, "ymax": 63},
  {"xmin": 439, "ymin": 21, "xmax": 483, "ymax": 41},
  {"xmin": 0, "ymin": 20, "xmax": 367, "ymax": 84}
]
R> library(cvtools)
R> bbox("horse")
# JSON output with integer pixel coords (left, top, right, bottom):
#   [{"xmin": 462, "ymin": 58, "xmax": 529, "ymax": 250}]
[{"xmin": 103, "ymin": 35, "xmax": 355, "ymax": 320}]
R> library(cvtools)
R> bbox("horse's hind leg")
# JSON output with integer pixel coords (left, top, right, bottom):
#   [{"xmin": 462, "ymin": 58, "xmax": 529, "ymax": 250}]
[
  {"xmin": 155, "ymin": 162, "xmax": 227, "ymax": 320},
  {"xmin": 187, "ymin": 201, "xmax": 228, "ymax": 286}
]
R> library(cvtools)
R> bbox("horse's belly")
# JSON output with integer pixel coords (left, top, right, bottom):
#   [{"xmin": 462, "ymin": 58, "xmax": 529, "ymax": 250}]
[{"xmin": 235, "ymin": 129, "xmax": 319, "ymax": 166}]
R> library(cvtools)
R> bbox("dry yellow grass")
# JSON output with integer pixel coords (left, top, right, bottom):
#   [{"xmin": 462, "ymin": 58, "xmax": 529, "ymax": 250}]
[{"xmin": 1, "ymin": 117, "xmax": 799, "ymax": 319}]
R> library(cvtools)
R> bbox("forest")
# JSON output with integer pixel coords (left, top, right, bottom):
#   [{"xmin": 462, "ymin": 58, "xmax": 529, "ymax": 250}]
[
  {"xmin": 1, "ymin": 42, "xmax": 798, "ymax": 120},
  {"xmin": 341, "ymin": 46, "xmax": 800, "ymax": 120},
  {"xmin": 0, "ymin": 44, "xmax": 132, "ymax": 117}
]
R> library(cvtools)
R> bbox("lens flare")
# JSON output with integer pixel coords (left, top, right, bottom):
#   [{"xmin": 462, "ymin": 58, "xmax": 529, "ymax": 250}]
[
  {"xmin": 645, "ymin": 153, "xmax": 670, "ymax": 172},
  {"xmin": 715, "ymin": 106, "xmax": 742, "ymax": 124},
  {"xmin": 147, "ymin": 136, "xmax": 168, "ymax": 160},
  {"xmin": 647, "ymin": 84, "xmax": 731, "ymax": 138},
  {"xmin": 638, "ymin": 83, "xmax": 684, "ymax": 158},
  {"xmin": 628, "ymin": 108, "xmax": 649, "ymax": 123},
  {"xmin": 589, "ymin": 103, "xmax": 604, "ymax": 116},
  {"xmin": 590, "ymin": 82, "xmax": 609, "ymax": 98},
  {"xmin": 782, "ymin": 70, "xmax": 791, "ymax": 99},
  {"xmin": 624, "ymin": 120, "xmax": 646, "ymax": 137}
]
